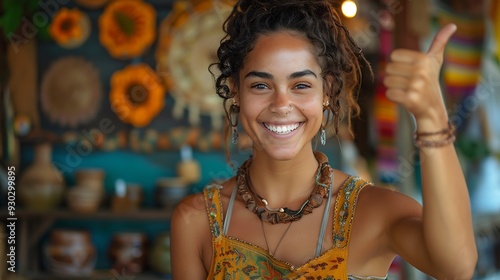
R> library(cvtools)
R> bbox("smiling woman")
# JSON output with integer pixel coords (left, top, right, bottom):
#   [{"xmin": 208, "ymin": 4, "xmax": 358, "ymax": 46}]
[
  {"xmin": 235, "ymin": 32, "xmax": 327, "ymax": 160},
  {"xmin": 170, "ymin": 0, "xmax": 478, "ymax": 279}
]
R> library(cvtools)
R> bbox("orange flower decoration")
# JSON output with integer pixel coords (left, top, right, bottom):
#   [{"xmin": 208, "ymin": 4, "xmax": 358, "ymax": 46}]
[
  {"xmin": 49, "ymin": 8, "xmax": 90, "ymax": 48},
  {"xmin": 110, "ymin": 64, "xmax": 166, "ymax": 127},
  {"xmin": 99, "ymin": 0, "xmax": 156, "ymax": 59}
]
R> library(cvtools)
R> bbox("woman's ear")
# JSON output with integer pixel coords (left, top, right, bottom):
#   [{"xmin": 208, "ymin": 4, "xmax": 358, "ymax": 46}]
[
  {"xmin": 228, "ymin": 77, "xmax": 240, "ymax": 103},
  {"xmin": 323, "ymin": 96, "xmax": 329, "ymax": 106},
  {"xmin": 323, "ymin": 75, "xmax": 334, "ymax": 104}
]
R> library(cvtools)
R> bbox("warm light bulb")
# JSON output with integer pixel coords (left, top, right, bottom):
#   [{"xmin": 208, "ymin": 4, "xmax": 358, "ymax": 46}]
[{"xmin": 342, "ymin": 0, "xmax": 357, "ymax": 18}]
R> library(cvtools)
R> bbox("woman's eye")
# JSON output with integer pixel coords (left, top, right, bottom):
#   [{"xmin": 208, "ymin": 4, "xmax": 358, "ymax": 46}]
[
  {"xmin": 295, "ymin": 83, "xmax": 311, "ymax": 90},
  {"xmin": 251, "ymin": 83, "xmax": 269, "ymax": 90}
]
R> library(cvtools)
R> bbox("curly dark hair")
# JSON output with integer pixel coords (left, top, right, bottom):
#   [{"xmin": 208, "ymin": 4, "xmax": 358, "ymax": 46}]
[{"xmin": 210, "ymin": 0, "xmax": 371, "ymax": 144}]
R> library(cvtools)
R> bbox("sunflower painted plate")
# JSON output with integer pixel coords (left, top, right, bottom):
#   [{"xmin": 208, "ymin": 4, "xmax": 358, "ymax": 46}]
[
  {"xmin": 49, "ymin": 8, "xmax": 91, "ymax": 49},
  {"xmin": 109, "ymin": 63, "xmax": 166, "ymax": 127},
  {"xmin": 99, "ymin": 0, "xmax": 156, "ymax": 59}
]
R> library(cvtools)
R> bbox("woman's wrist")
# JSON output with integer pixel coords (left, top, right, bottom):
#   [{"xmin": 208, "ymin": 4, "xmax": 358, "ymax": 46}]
[
  {"xmin": 412, "ymin": 109, "xmax": 455, "ymax": 148},
  {"xmin": 414, "ymin": 108, "xmax": 449, "ymax": 132},
  {"xmin": 414, "ymin": 120, "xmax": 455, "ymax": 148}
]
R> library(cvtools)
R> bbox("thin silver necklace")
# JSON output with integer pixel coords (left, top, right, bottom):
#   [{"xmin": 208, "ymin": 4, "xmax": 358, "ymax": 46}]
[{"xmin": 260, "ymin": 219, "xmax": 293, "ymax": 256}]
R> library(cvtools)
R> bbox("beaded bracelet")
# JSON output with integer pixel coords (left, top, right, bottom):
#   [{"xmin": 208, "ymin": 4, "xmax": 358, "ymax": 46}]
[
  {"xmin": 414, "ymin": 121, "xmax": 456, "ymax": 148},
  {"xmin": 415, "ymin": 133, "xmax": 456, "ymax": 148}
]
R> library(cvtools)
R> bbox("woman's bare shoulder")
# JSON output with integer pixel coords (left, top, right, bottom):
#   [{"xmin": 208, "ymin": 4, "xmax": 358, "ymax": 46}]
[
  {"xmin": 171, "ymin": 192, "xmax": 209, "ymax": 232},
  {"xmin": 172, "ymin": 179, "xmax": 237, "ymax": 228},
  {"xmin": 357, "ymin": 184, "xmax": 423, "ymax": 221},
  {"xmin": 171, "ymin": 190, "xmax": 213, "ymax": 278}
]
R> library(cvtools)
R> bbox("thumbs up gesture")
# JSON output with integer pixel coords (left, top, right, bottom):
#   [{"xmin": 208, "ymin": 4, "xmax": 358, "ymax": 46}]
[{"xmin": 384, "ymin": 24, "xmax": 457, "ymax": 129}]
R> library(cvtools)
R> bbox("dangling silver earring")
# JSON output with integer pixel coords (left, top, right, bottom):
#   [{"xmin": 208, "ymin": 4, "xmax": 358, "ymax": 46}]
[
  {"xmin": 230, "ymin": 100, "xmax": 240, "ymax": 144},
  {"xmin": 321, "ymin": 100, "xmax": 330, "ymax": 146},
  {"xmin": 320, "ymin": 128, "xmax": 326, "ymax": 146}
]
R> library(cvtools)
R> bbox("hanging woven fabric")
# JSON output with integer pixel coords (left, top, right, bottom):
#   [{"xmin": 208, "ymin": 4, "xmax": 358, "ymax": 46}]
[
  {"xmin": 375, "ymin": 16, "xmax": 399, "ymax": 185},
  {"xmin": 437, "ymin": 4, "xmax": 485, "ymax": 106}
]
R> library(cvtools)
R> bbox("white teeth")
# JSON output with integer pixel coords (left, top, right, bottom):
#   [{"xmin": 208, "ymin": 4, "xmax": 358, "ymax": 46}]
[{"xmin": 264, "ymin": 123, "xmax": 300, "ymax": 134}]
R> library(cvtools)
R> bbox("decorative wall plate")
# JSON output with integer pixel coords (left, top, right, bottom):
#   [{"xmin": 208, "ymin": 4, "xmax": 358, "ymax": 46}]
[
  {"xmin": 109, "ymin": 63, "xmax": 166, "ymax": 127},
  {"xmin": 156, "ymin": 0, "xmax": 235, "ymax": 130},
  {"xmin": 49, "ymin": 8, "xmax": 91, "ymax": 49},
  {"xmin": 99, "ymin": 0, "xmax": 156, "ymax": 59},
  {"xmin": 40, "ymin": 57, "xmax": 102, "ymax": 128}
]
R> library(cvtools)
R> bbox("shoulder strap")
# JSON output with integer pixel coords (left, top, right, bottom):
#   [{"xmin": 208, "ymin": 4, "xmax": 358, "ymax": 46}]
[
  {"xmin": 315, "ymin": 175, "xmax": 334, "ymax": 257},
  {"xmin": 332, "ymin": 176, "xmax": 372, "ymax": 249},
  {"xmin": 223, "ymin": 184, "xmax": 238, "ymax": 235},
  {"xmin": 203, "ymin": 184, "xmax": 224, "ymax": 238}
]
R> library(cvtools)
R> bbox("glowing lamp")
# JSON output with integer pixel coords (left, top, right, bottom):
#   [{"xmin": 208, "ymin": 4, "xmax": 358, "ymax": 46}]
[{"xmin": 342, "ymin": 0, "xmax": 357, "ymax": 18}]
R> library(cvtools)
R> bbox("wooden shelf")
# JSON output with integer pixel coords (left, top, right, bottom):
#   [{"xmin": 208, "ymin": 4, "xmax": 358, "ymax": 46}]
[
  {"xmin": 0, "ymin": 208, "xmax": 173, "ymax": 275},
  {"xmin": 0, "ymin": 208, "xmax": 173, "ymax": 220}
]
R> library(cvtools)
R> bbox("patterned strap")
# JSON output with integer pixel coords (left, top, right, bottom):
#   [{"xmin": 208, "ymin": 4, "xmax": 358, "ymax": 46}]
[
  {"xmin": 333, "ymin": 176, "xmax": 372, "ymax": 249},
  {"xmin": 203, "ymin": 184, "xmax": 224, "ymax": 238}
]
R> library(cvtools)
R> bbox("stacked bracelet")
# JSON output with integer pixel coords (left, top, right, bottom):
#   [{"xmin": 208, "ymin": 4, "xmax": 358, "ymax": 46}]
[{"xmin": 414, "ymin": 121, "xmax": 456, "ymax": 148}]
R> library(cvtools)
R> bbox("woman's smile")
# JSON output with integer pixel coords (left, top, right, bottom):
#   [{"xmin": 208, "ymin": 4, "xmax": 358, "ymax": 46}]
[{"xmin": 262, "ymin": 122, "xmax": 302, "ymax": 135}]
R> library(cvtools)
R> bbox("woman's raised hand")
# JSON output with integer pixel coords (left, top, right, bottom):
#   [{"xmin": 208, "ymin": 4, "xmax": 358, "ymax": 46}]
[{"xmin": 384, "ymin": 24, "xmax": 457, "ymax": 129}]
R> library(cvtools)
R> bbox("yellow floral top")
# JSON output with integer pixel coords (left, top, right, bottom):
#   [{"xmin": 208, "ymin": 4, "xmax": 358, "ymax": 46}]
[{"xmin": 203, "ymin": 175, "xmax": 380, "ymax": 280}]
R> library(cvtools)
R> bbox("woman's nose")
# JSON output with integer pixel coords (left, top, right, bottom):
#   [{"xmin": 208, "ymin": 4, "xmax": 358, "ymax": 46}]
[{"xmin": 268, "ymin": 92, "xmax": 293, "ymax": 116}]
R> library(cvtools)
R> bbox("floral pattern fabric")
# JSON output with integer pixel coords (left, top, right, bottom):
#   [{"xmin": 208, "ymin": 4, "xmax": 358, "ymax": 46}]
[{"xmin": 203, "ymin": 175, "xmax": 378, "ymax": 279}]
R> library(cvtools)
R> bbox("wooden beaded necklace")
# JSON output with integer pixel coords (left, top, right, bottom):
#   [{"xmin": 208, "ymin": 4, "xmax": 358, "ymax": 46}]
[{"xmin": 236, "ymin": 152, "xmax": 333, "ymax": 224}]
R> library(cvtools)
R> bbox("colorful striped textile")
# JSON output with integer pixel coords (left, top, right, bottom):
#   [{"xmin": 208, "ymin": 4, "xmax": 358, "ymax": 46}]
[
  {"xmin": 375, "ymin": 27, "xmax": 399, "ymax": 184},
  {"xmin": 438, "ymin": 6, "xmax": 485, "ymax": 100}
]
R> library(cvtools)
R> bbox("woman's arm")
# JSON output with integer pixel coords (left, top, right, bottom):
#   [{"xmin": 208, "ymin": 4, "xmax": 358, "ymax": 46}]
[
  {"xmin": 170, "ymin": 193, "xmax": 209, "ymax": 280},
  {"xmin": 383, "ymin": 24, "xmax": 478, "ymax": 278}
]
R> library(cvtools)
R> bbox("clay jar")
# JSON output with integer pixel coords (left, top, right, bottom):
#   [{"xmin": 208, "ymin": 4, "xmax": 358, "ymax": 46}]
[
  {"xmin": 148, "ymin": 232, "xmax": 171, "ymax": 275},
  {"xmin": 67, "ymin": 169, "xmax": 106, "ymax": 213},
  {"xmin": 44, "ymin": 229, "xmax": 96, "ymax": 275},
  {"xmin": 176, "ymin": 145, "xmax": 201, "ymax": 184},
  {"xmin": 177, "ymin": 159, "xmax": 201, "ymax": 184},
  {"xmin": 74, "ymin": 168, "xmax": 105, "ymax": 198},
  {"xmin": 18, "ymin": 143, "xmax": 65, "ymax": 210},
  {"xmin": 155, "ymin": 178, "xmax": 190, "ymax": 210},
  {"xmin": 109, "ymin": 232, "xmax": 148, "ymax": 274}
]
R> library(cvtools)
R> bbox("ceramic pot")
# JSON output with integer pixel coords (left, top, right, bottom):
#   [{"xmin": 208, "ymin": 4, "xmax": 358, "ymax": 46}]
[
  {"xmin": 109, "ymin": 232, "xmax": 148, "ymax": 274},
  {"xmin": 111, "ymin": 184, "xmax": 143, "ymax": 212},
  {"xmin": 75, "ymin": 169, "xmax": 104, "ymax": 189},
  {"xmin": 125, "ymin": 184, "xmax": 143, "ymax": 209},
  {"xmin": 66, "ymin": 186, "xmax": 102, "ymax": 213},
  {"xmin": 148, "ymin": 232, "xmax": 171, "ymax": 275},
  {"xmin": 18, "ymin": 143, "xmax": 65, "ymax": 210},
  {"xmin": 44, "ymin": 229, "xmax": 96, "ymax": 275},
  {"xmin": 75, "ymin": 169, "xmax": 105, "ymax": 193},
  {"xmin": 177, "ymin": 159, "xmax": 201, "ymax": 184},
  {"xmin": 155, "ymin": 178, "xmax": 189, "ymax": 210}
]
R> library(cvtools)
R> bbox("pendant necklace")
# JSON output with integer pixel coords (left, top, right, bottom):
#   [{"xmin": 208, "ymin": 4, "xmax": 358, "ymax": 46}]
[{"xmin": 261, "ymin": 219, "xmax": 293, "ymax": 256}]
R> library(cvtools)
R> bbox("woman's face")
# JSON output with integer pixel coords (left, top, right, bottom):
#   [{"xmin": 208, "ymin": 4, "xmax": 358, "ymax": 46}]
[{"xmin": 236, "ymin": 31, "xmax": 327, "ymax": 160}]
